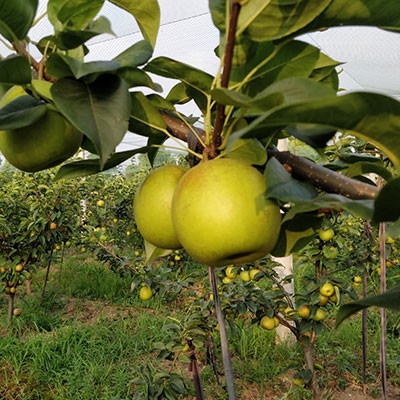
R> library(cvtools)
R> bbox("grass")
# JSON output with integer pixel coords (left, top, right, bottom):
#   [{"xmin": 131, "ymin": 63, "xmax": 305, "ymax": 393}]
[{"xmin": 0, "ymin": 255, "xmax": 399, "ymax": 399}]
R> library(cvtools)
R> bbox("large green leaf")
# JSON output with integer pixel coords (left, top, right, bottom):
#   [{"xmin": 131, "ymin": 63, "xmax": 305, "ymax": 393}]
[
  {"xmin": 0, "ymin": 0, "xmax": 38, "ymax": 41},
  {"xmin": 108, "ymin": 0, "xmax": 160, "ymax": 48},
  {"xmin": 230, "ymin": 92, "xmax": 400, "ymax": 171},
  {"xmin": 237, "ymin": 0, "xmax": 272, "ymax": 36},
  {"xmin": 336, "ymin": 284, "xmax": 400, "ymax": 328},
  {"xmin": 242, "ymin": 0, "xmax": 331, "ymax": 42},
  {"xmin": 113, "ymin": 40, "xmax": 153, "ymax": 68},
  {"xmin": 48, "ymin": 0, "xmax": 104, "ymax": 30},
  {"xmin": 224, "ymin": 138, "xmax": 267, "ymax": 165},
  {"xmin": 146, "ymin": 134, "xmax": 167, "ymax": 167},
  {"xmin": 47, "ymin": 53, "xmax": 121, "ymax": 79},
  {"xmin": 144, "ymin": 57, "xmax": 213, "ymax": 95},
  {"xmin": 52, "ymin": 16, "xmax": 114, "ymax": 50},
  {"xmin": 373, "ymin": 178, "xmax": 400, "ymax": 223},
  {"xmin": 300, "ymin": 0, "xmax": 400, "ymax": 36},
  {"xmin": 271, "ymin": 213, "xmax": 322, "ymax": 257},
  {"xmin": 55, "ymin": 147, "xmax": 148, "ymax": 179},
  {"xmin": 345, "ymin": 161, "xmax": 392, "ymax": 182},
  {"xmin": 166, "ymin": 83, "xmax": 191, "ymax": 105},
  {"xmin": 144, "ymin": 240, "xmax": 172, "ymax": 264},
  {"xmin": 231, "ymin": 41, "xmax": 321, "ymax": 95},
  {"xmin": 129, "ymin": 91, "xmax": 167, "ymax": 137},
  {"xmin": 51, "ymin": 74, "xmax": 131, "ymax": 168},
  {"xmin": 283, "ymin": 193, "xmax": 375, "ymax": 222},
  {"xmin": 211, "ymin": 87, "xmax": 283, "ymax": 110},
  {"xmin": 265, "ymin": 157, "xmax": 317, "ymax": 202},
  {"xmin": 0, "ymin": 57, "xmax": 31, "ymax": 85},
  {"xmin": 0, "ymin": 96, "xmax": 47, "ymax": 129},
  {"xmin": 216, "ymin": 77, "xmax": 335, "ymax": 114},
  {"xmin": 117, "ymin": 68, "xmax": 161, "ymax": 91}
]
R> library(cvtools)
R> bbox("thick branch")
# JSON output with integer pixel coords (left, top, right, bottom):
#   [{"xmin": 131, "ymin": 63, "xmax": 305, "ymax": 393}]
[
  {"xmin": 267, "ymin": 149, "xmax": 378, "ymax": 200},
  {"xmin": 161, "ymin": 113, "xmax": 379, "ymax": 200},
  {"xmin": 211, "ymin": 1, "xmax": 241, "ymax": 157}
]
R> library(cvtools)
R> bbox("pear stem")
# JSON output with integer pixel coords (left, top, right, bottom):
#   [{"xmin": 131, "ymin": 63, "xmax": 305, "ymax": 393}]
[{"xmin": 208, "ymin": 266, "xmax": 237, "ymax": 400}]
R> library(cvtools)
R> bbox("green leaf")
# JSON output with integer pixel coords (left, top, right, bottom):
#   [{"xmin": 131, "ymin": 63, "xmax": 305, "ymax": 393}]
[
  {"xmin": 31, "ymin": 79, "xmax": 53, "ymax": 101},
  {"xmin": 48, "ymin": 0, "xmax": 104, "ymax": 30},
  {"xmin": 271, "ymin": 214, "xmax": 321, "ymax": 257},
  {"xmin": 53, "ymin": 16, "xmax": 114, "ymax": 50},
  {"xmin": 336, "ymin": 284, "xmax": 400, "ymax": 328},
  {"xmin": 166, "ymin": 83, "xmax": 191, "ymax": 105},
  {"xmin": 265, "ymin": 157, "xmax": 317, "ymax": 202},
  {"xmin": 144, "ymin": 240, "xmax": 172, "ymax": 263},
  {"xmin": 144, "ymin": 57, "xmax": 213, "ymax": 95},
  {"xmin": 301, "ymin": 0, "xmax": 400, "ymax": 36},
  {"xmin": 224, "ymin": 138, "xmax": 267, "ymax": 165},
  {"xmin": 146, "ymin": 134, "xmax": 166, "ymax": 166},
  {"xmin": 211, "ymin": 87, "xmax": 283, "ymax": 111},
  {"xmin": 283, "ymin": 193, "xmax": 374, "ymax": 222},
  {"xmin": 231, "ymin": 41, "xmax": 321, "ymax": 94},
  {"xmin": 387, "ymin": 217, "xmax": 400, "ymax": 237},
  {"xmin": 0, "ymin": 0, "xmax": 38, "ymax": 42},
  {"xmin": 0, "ymin": 95, "xmax": 47, "ymax": 129},
  {"xmin": 129, "ymin": 91, "xmax": 167, "ymax": 137},
  {"xmin": 108, "ymin": 0, "xmax": 160, "ymax": 48},
  {"xmin": 117, "ymin": 68, "xmax": 161, "ymax": 91},
  {"xmin": 113, "ymin": 40, "xmax": 153, "ymax": 68},
  {"xmin": 47, "ymin": 53, "xmax": 121, "ymax": 79},
  {"xmin": 55, "ymin": 147, "xmax": 148, "ymax": 179},
  {"xmin": 51, "ymin": 74, "xmax": 131, "ymax": 168},
  {"xmin": 242, "ymin": 0, "xmax": 331, "ymax": 42},
  {"xmin": 373, "ymin": 178, "xmax": 400, "ymax": 223},
  {"xmin": 0, "ymin": 57, "xmax": 31, "ymax": 85},
  {"xmin": 146, "ymin": 94, "xmax": 175, "ymax": 112},
  {"xmin": 236, "ymin": 0, "xmax": 272, "ymax": 36},
  {"xmin": 230, "ymin": 92, "xmax": 400, "ymax": 172},
  {"xmin": 345, "ymin": 162, "xmax": 392, "ymax": 182}
]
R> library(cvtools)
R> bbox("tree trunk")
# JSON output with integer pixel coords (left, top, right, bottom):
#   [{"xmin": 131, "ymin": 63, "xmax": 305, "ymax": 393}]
[
  {"xmin": 26, "ymin": 279, "xmax": 32, "ymax": 296},
  {"xmin": 7, "ymin": 293, "xmax": 15, "ymax": 327},
  {"xmin": 302, "ymin": 342, "xmax": 321, "ymax": 400}
]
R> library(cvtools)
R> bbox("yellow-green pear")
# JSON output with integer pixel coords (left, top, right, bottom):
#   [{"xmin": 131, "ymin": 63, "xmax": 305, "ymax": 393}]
[
  {"xmin": 0, "ymin": 86, "xmax": 82, "ymax": 172},
  {"xmin": 171, "ymin": 158, "xmax": 281, "ymax": 267},
  {"xmin": 134, "ymin": 165, "xmax": 187, "ymax": 249}
]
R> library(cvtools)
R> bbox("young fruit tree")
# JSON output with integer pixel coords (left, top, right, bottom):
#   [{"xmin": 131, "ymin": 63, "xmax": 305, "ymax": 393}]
[{"xmin": 0, "ymin": 0, "xmax": 400, "ymax": 399}]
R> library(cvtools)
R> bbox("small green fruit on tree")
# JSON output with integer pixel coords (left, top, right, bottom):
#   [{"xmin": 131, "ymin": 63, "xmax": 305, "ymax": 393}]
[
  {"xmin": 0, "ymin": 86, "xmax": 82, "ymax": 172},
  {"xmin": 139, "ymin": 286, "xmax": 153, "ymax": 301},
  {"xmin": 225, "ymin": 265, "xmax": 237, "ymax": 279},
  {"xmin": 318, "ymin": 228, "xmax": 334, "ymax": 241},
  {"xmin": 298, "ymin": 305, "xmax": 310, "ymax": 319},
  {"xmin": 320, "ymin": 282, "xmax": 334, "ymax": 297},
  {"xmin": 312, "ymin": 308, "xmax": 326, "ymax": 321},
  {"xmin": 240, "ymin": 270, "xmax": 251, "ymax": 282},
  {"xmin": 134, "ymin": 165, "xmax": 187, "ymax": 249},
  {"xmin": 171, "ymin": 158, "xmax": 281, "ymax": 266},
  {"xmin": 260, "ymin": 316, "xmax": 275, "ymax": 331}
]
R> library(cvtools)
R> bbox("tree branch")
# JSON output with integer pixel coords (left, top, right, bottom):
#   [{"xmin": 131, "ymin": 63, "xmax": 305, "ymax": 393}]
[
  {"xmin": 161, "ymin": 113, "xmax": 379, "ymax": 200},
  {"xmin": 267, "ymin": 149, "xmax": 378, "ymax": 200}
]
